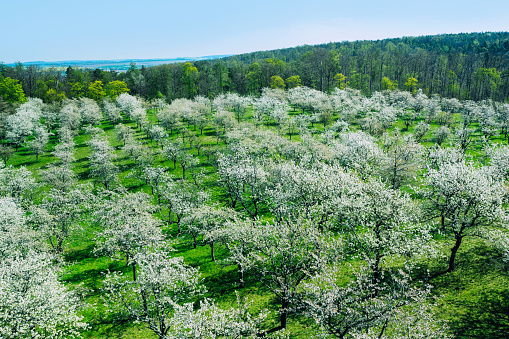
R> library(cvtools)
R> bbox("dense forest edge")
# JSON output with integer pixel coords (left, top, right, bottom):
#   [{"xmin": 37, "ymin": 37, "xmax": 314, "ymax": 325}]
[
  {"xmin": 1, "ymin": 31, "xmax": 509, "ymax": 339},
  {"xmin": 1, "ymin": 32, "xmax": 509, "ymax": 108}
]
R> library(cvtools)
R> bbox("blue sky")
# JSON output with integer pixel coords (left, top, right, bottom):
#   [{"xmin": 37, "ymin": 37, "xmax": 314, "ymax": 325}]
[{"xmin": 1, "ymin": 0, "xmax": 508, "ymax": 63}]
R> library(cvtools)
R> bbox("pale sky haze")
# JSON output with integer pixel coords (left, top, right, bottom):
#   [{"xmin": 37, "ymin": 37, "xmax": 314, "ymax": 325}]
[{"xmin": 1, "ymin": 0, "xmax": 508, "ymax": 63}]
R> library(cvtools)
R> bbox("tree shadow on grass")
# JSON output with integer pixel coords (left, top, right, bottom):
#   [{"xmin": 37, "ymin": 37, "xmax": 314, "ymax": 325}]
[
  {"xmin": 412, "ymin": 241, "xmax": 509, "ymax": 338},
  {"xmin": 62, "ymin": 245, "xmax": 126, "ymax": 292},
  {"xmin": 448, "ymin": 288, "xmax": 509, "ymax": 339},
  {"xmin": 64, "ymin": 244, "xmax": 96, "ymax": 262}
]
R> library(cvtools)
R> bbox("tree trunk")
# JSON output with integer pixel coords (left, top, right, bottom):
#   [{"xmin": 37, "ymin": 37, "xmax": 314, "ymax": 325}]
[
  {"xmin": 210, "ymin": 243, "xmax": 215, "ymax": 261},
  {"xmin": 280, "ymin": 298, "xmax": 289, "ymax": 329},
  {"xmin": 238, "ymin": 263, "xmax": 244, "ymax": 288},
  {"xmin": 448, "ymin": 236, "xmax": 463, "ymax": 272}
]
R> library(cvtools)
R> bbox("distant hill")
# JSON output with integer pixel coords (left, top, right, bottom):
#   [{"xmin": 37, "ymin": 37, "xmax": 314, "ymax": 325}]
[{"xmin": 5, "ymin": 55, "xmax": 232, "ymax": 71}]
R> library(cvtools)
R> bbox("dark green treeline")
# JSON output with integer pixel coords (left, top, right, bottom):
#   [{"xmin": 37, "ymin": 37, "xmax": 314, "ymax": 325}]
[{"xmin": 2, "ymin": 32, "xmax": 509, "ymax": 103}]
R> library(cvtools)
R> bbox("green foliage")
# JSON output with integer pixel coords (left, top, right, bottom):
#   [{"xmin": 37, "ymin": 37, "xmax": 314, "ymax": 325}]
[
  {"xmin": 182, "ymin": 62, "xmax": 199, "ymax": 98},
  {"xmin": 404, "ymin": 77, "xmax": 419, "ymax": 94},
  {"xmin": 0, "ymin": 77, "xmax": 26, "ymax": 103},
  {"xmin": 269, "ymin": 75, "xmax": 285, "ymax": 89},
  {"xmin": 105, "ymin": 80, "xmax": 130, "ymax": 99},
  {"xmin": 87, "ymin": 81, "xmax": 106, "ymax": 101},
  {"xmin": 381, "ymin": 76, "xmax": 397, "ymax": 90},
  {"xmin": 333, "ymin": 73, "xmax": 348, "ymax": 89},
  {"xmin": 285, "ymin": 75, "xmax": 301, "ymax": 89}
]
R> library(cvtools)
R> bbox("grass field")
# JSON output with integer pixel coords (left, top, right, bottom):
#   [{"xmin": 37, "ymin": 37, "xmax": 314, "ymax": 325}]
[{"xmin": 3, "ymin": 104, "xmax": 509, "ymax": 338}]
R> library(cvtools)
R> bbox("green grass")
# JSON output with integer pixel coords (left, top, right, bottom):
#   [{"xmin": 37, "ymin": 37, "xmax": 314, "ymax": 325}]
[{"xmin": 4, "ymin": 105, "xmax": 509, "ymax": 338}]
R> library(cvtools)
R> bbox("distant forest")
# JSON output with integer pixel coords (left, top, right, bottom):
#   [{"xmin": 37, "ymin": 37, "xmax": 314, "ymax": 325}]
[{"xmin": 1, "ymin": 32, "xmax": 509, "ymax": 104}]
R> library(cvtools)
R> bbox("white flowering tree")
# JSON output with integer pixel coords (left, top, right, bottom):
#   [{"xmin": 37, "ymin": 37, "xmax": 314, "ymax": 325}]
[
  {"xmin": 227, "ymin": 216, "xmax": 335, "ymax": 331},
  {"xmin": 213, "ymin": 110, "xmax": 236, "ymax": 143},
  {"xmin": 217, "ymin": 148, "xmax": 269, "ymax": 218},
  {"xmin": 380, "ymin": 132, "xmax": 423, "ymax": 189},
  {"xmin": 342, "ymin": 178, "xmax": 432, "ymax": 282},
  {"xmin": 413, "ymin": 121, "xmax": 430, "ymax": 142},
  {"xmin": 27, "ymin": 125, "xmax": 51, "ymax": 162},
  {"xmin": 0, "ymin": 198, "xmax": 38, "ymax": 258},
  {"xmin": 432, "ymin": 126, "xmax": 451, "ymax": 146},
  {"xmin": 59, "ymin": 100, "xmax": 82, "ymax": 130},
  {"xmin": 102, "ymin": 99, "xmax": 122, "ymax": 124},
  {"xmin": 31, "ymin": 185, "xmax": 92, "ymax": 253},
  {"xmin": 149, "ymin": 125, "xmax": 167, "ymax": 148},
  {"xmin": 167, "ymin": 296, "xmax": 288, "ymax": 339},
  {"xmin": 331, "ymin": 131, "xmax": 387, "ymax": 181},
  {"xmin": 94, "ymin": 191, "xmax": 165, "ymax": 278},
  {"xmin": 0, "ymin": 251, "xmax": 88, "ymax": 339},
  {"xmin": 224, "ymin": 92, "xmax": 252, "ymax": 123},
  {"xmin": 454, "ymin": 127, "xmax": 474, "ymax": 154},
  {"xmin": 265, "ymin": 161, "xmax": 358, "ymax": 227},
  {"xmin": 77, "ymin": 97, "xmax": 102, "ymax": 125},
  {"xmin": 0, "ymin": 162, "xmax": 38, "ymax": 205},
  {"xmin": 302, "ymin": 264, "xmax": 450, "ymax": 339},
  {"xmin": 102, "ymin": 251, "xmax": 202, "ymax": 339},
  {"xmin": 116, "ymin": 93, "xmax": 142, "ymax": 120},
  {"xmin": 113, "ymin": 123, "xmax": 134, "ymax": 146},
  {"xmin": 180, "ymin": 204, "xmax": 234, "ymax": 261},
  {"xmin": 88, "ymin": 135, "xmax": 118, "ymax": 189},
  {"xmin": 158, "ymin": 106, "xmax": 182, "ymax": 135},
  {"xmin": 422, "ymin": 161, "xmax": 508, "ymax": 272},
  {"xmin": 485, "ymin": 144, "xmax": 509, "ymax": 181},
  {"xmin": 6, "ymin": 113, "xmax": 35, "ymax": 151}
]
